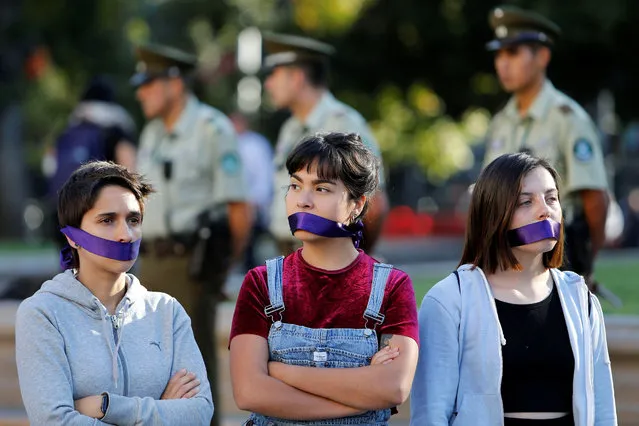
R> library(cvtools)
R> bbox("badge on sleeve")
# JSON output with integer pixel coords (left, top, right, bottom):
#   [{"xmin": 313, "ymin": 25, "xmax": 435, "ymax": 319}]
[
  {"xmin": 573, "ymin": 138, "xmax": 594, "ymax": 162},
  {"xmin": 220, "ymin": 152, "xmax": 241, "ymax": 175}
]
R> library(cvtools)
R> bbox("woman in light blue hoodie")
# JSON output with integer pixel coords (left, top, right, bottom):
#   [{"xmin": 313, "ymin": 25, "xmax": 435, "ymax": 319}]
[
  {"xmin": 15, "ymin": 161, "xmax": 213, "ymax": 425},
  {"xmin": 411, "ymin": 153, "xmax": 616, "ymax": 426}
]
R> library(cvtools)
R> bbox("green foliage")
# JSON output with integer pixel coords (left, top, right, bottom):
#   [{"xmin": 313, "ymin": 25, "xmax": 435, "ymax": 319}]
[
  {"xmin": 14, "ymin": 0, "xmax": 639, "ymax": 189},
  {"xmin": 293, "ymin": 0, "xmax": 376, "ymax": 34},
  {"xmin": 343, "ymin": 83, "xmax": 489, "ymax": 181}
]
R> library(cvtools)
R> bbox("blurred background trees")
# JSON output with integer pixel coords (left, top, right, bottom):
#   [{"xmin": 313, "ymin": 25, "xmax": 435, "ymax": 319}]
[{"xmin": 3, "ymin": 0, "xmax": 639, "ymax": 239}]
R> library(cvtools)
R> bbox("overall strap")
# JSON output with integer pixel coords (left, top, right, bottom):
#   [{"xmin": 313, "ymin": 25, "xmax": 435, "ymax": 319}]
[
  {"xmin": 363, "ymin": 263, "xmax": 393, "ymax": 329},
  {"xmin": 264, "ymin": 256, "xmax": 285, "ymax": 322}
]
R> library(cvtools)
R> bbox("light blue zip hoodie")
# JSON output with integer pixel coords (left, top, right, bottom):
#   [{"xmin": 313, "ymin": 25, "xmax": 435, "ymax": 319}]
[
  {"xmin": 15, "ymin": 270, "xmax": 213, "ymax": 425},
  {"xmin": 410, "ymin": 264, "xmax": 617, "ymax": 426}
]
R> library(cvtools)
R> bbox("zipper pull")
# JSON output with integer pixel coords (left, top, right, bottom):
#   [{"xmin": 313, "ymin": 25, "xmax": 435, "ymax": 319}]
[{"xmin": 110, "ymin": 315, "xmax": 121, "ymax": 329}]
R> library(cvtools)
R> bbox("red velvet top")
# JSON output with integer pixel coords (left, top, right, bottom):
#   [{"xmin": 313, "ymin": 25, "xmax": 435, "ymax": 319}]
[{"xmin": 230, "ymin": 249, "xmax": 419, "ymax": 345}]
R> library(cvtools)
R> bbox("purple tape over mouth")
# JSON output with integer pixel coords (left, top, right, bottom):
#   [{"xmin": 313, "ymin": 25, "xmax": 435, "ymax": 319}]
[
  {"xmin": 59, "ymin": 226, "xmax": 141, "ymax": 270},
  {"xmin": 508, "ymin": 219, "xmax": 561, "ymax": 247},
  {"xmin": 288, "ymin": 212, "xmax": 363, "ymax": 248}
]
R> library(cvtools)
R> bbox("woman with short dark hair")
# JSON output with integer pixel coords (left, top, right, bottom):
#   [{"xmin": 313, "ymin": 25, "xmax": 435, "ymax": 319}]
[
  {"xmin": 411, "ymin": 153, "xmax": 616, "ymax": 426},
  {"xmin": 230, "ymin": 132, "xmax": 419, "ymax": 425},
  {"xmin": 16, "ymin": 161, "xmax": 213, "ymax": 425}
]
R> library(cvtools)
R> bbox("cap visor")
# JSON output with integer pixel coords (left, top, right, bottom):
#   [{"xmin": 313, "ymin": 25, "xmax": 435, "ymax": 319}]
[
  {"xmin": 259, "ymin": 63, "xmax": 276, "ymax": 76},
  {"xmin": 259, "ymin": 60, "xmax": 299, "ymax": 76},
  {"xmin": 486, "ymin": 39, "xmax": 507, "ymax": 51},
  {"xmin": 129, "ymin": 73, "xmax": 155, "ymax": 88},
  {"xmin": 486, "ymin": 34, "xmax": 553, "ymax": 51}
]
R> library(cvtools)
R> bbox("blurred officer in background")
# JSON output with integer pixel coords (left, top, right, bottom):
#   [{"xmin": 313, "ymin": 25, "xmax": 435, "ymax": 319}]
[
  {"xmin": 263, "ymin": 33, "xmax": 389, "ymax": 255},
  {"xmin": 132, "ymin": 44, "xmax": 251, "ymax": 425},
  {"xmin": 482, "ymin": 6, "xmax": 614, "ymax": 302}
]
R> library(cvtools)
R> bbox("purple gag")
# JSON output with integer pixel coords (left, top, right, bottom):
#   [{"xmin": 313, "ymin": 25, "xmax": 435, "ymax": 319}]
[
  {"xmin": 59, "ymin": 226, "xmax": 141, "ymax": 270},
  {"xmin": 507, "ymin": 219, "xmax": 561, "ymax": 247},
  {"xmin": 288, "ymin": 212, "xmax": 364, "ymax": 248}
]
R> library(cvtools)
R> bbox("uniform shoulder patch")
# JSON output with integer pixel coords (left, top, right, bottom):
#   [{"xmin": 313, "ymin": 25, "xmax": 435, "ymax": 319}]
[
  {"xmin": 573, "ymin": 138, "xmax": 594, "ymax": 162},
  {"xmin": 220, "ymin": 151, "xmax": 241, "ymax": 175},
  {"xmin": 559, "ymin": 104, "xmax": 573, "ymax": 115}
]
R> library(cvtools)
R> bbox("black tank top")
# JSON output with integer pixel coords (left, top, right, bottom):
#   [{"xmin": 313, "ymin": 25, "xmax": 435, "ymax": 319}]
[{"xmin": 495, "ymin": 284, "xmax": 574, "ymax": 413}]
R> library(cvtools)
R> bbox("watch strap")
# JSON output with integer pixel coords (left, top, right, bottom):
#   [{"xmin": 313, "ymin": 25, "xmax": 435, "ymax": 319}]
[{"xmin": 100, "ymin": 392, "xmax": 109, "ymax": 418}]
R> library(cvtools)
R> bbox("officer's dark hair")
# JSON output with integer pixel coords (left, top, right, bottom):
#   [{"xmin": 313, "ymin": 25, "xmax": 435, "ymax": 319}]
[
  {"xmin": 296, "ymin": 60, "xmax": 329, "ymax": 88},
  {"xmin": 286, "ymin": 132, "xmax": 379, "ymax": 222},
  {"xmin": 57, "ymin": 161, "xmax": 154, "ymax": 268},
  {"xmin": 459, "ymin": 153, "xmax": 564, "ymax": 274}
]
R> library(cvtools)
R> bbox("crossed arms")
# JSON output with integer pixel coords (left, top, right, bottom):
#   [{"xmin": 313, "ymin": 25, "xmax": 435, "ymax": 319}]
[{"xmin": 230, "ymin": 333, "xmax": 418, "ymax": 420}]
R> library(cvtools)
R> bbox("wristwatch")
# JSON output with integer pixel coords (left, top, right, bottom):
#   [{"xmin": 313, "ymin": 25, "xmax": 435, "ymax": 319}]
[{"xmin": 99, "ymin": 392, "xmax": 109, "ymax": 419}]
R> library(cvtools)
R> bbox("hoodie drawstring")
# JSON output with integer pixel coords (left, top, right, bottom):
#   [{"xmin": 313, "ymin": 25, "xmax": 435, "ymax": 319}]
[
  {"xmin": 111, "ymin": 301, "xmax": 130, "ymax": 388},
  {"xmin": 97, "ymin": 298, "xmax": 131, "ymax": 388},
  {"xmin": 98, "ymin": 305, "xmax": 119, "ymax": 388},
  {"xmin": 476, "ymin": 268, "xmax": 507, "ymax": 346}
]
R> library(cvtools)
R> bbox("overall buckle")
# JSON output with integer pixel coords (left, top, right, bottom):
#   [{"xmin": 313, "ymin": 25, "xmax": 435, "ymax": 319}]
[{"xmin": 264, "ymin": 304, "xmax": 285, "ymax": 323}]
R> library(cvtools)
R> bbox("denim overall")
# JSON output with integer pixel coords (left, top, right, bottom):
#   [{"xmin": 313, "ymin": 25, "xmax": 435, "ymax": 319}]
[{"xmin": 245, "ymin": 256, "xmax": 393, "ymax": 426}]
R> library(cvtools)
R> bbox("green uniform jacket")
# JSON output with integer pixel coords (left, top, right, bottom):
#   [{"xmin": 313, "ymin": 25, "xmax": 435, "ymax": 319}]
[
  {"xmin": 484, "ymin": 80, "xmax": 608, "ymax": 220},
  {"xmin": 137, "ymin": 95, "xmax": 247, "ymax": 239}
]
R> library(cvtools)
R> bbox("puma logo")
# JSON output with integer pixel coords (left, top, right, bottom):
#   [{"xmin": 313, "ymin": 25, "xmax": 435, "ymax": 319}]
[{"xmin": 150, "ymin": 341, "xmax": 162, "ymax": 351}]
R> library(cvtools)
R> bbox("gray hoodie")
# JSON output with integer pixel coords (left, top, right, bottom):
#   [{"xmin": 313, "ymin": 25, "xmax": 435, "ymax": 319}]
[{"xmin": 15, "ymin": 270, "xmax": 213, "ymax": 425}]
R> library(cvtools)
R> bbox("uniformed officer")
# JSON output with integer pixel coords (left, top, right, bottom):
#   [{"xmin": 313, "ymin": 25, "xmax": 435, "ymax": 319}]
[
  {"xmin": 482, "ymin": 6, "xmax": 610, "ymax": 292},
  {"xmin": 132, "ymin": 44, "xmax": 251, "ymax": 424},
  {"xmin": 262, "ymin": 33, "xmax": 389, "ymax": 255}
]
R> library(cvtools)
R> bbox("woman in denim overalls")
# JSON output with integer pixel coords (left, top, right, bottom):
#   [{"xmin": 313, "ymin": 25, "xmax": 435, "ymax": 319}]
[{"xmin": 230, "ymin": 132, "xmax": 419, "ymax": 425}]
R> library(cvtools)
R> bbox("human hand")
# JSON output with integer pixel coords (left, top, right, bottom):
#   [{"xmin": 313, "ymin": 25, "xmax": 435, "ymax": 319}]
[
  {"xmin": 370, "ymin": 346, "xmax": 400, "ymax": 365},
  {"xmin": 74, "ymin": 395, "xmax": 103, "ymax": 419},
  {"xmin": 161, "ymin": 369, "xmax": 200, "ymax": 399}
]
